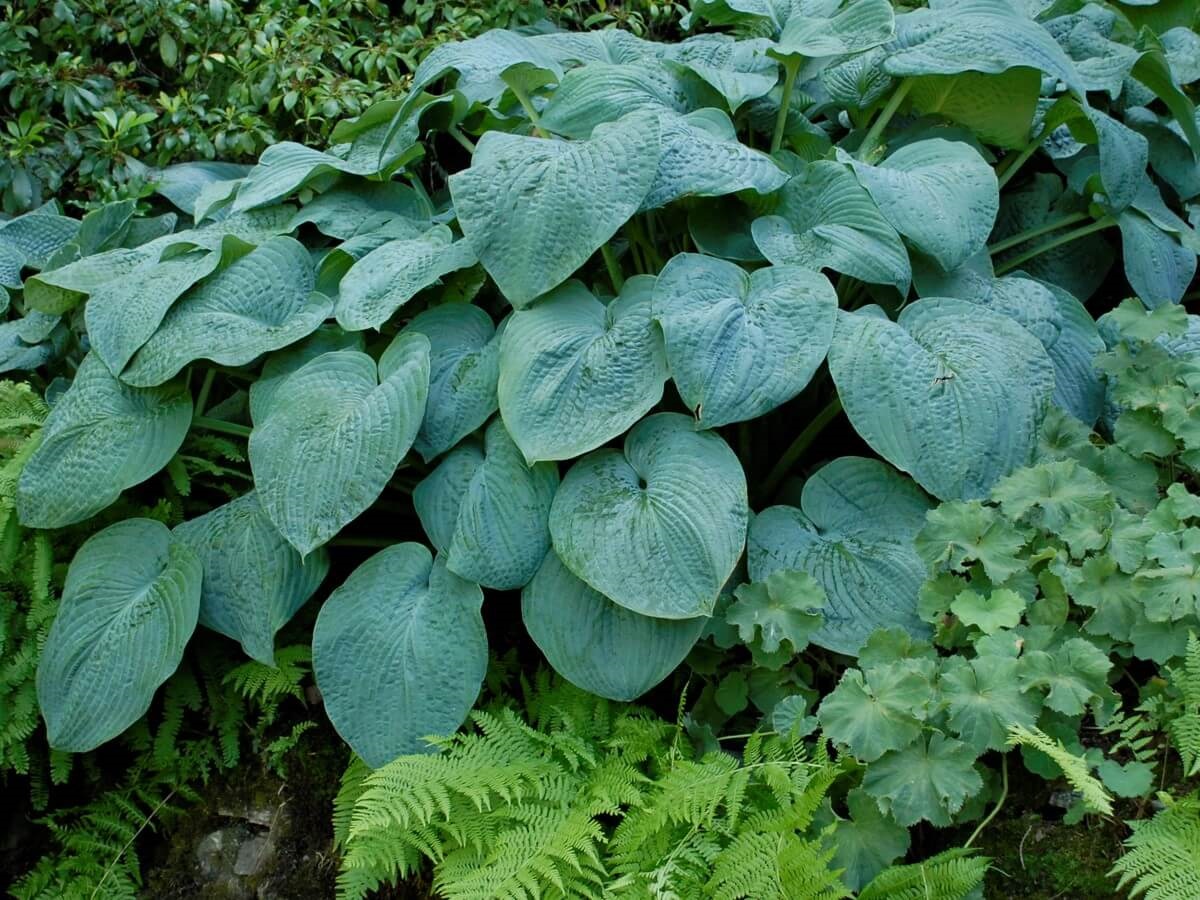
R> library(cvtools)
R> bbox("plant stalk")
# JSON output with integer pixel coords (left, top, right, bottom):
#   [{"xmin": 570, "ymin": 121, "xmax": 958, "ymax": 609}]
[
  {"xmin": 192, "ymin": 416, "xmax": 252, "ymax": 438},
  {"xmin": 447, "ymin": 124, "xmax": 476, "ymax": 153},
  {"xmin": 771, "ymin": 56, "xmax": 802, "ymax": 155},
  {"xmin": 601, "ymin": 243, "xmax": 625, "ymax": 293},
  {"xmin": 988, "ymin": 212, "xmax": 1090, "ymax": 256},
  {"xmin": 856, "ymin": 78, "xmax": 912, "ymax": 161},
  {"xmin": 510, "ymin": 82, "xmax": 546, "ymax": 138},
  {"xmin": 194, "ymin": 368, "xmax": 216, "ymax": 416},
  {"xmin": 759, "ymin": 395, "xmax": 843, "ymax": 500},
  {"xmin": 996, "ymin": 132, "xmax": 1045, "ymax": 190},
  {"xmin": 994, "ymin": 216, "xmax": 1115, "ymax": 275},
  {"xmin": 965, "ymin": 754, "xmax": 1009, "ymax": 849}
]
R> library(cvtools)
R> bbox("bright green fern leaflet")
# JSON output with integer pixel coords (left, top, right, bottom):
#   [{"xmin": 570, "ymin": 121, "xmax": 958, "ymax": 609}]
[{"xmin": 1111, "ymin": 793, "xmax": 1200, "ymax": 900}]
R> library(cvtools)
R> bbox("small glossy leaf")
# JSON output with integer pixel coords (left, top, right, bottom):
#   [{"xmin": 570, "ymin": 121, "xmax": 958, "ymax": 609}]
[
  {"xmin": 37, "ymin": 519, "xmax": 201, "ymax": 752},
  {"xmin": 122, "ymin": 237, "xmax": 326, "ymax": 387},
  {"xmin": 828, "ymin": 299, "xmax": 1056, "ymax": 500},
  {"xmin": 174, "ymin": 492, "xmax": 330, "ymax": 665},
  {"xmin": 749, "ymin": 457, "xmax": 933, "ymax": 655},
  {"xmin": 414, "ymin": 418, "xmax": 558, "ymax": 590},
  {"xmin": 312, "ymin": 544, "xmax": 486, "ymax": 768},
  {"xmin": 498, "ymin": 279, "xmax": 667, "ymax": 463},
  {"xmin": 17, "ymin": 354, "xmax": 192, "ymax": 528},
  {"xmin": 653, "ymin": 254, "xmax": 836, "ymax": 428},
  {"xmin": 250, "ymin": 342, "xmax": 430, "ymax": 555},
  {"xmin": 549, "ymin": 412, "xmax": 748, "ymax": 620},
  {"xmin": 449, "ymin": 113, "xmax": 660, "ymax": 307},
  {"xmin": 522, "ymin": 550, "xmax": 705, "ymax": 701}
]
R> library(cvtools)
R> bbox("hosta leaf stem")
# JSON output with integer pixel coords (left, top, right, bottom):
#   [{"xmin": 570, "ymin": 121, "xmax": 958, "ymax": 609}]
[
  {"xmin": 771, "ymin": 57, "xmax": 803, "ymax": 155},
  {"xmin": 989, "ymin": 212, "xmax": 1090, "ymax": 256},
  {"xmin": 759, "ymin": 395, "xmax": 843, "ymax": 501},
  {"xmin": 856, "ymin": 78, "xmax": 912, "ymax": 162},
  {"xmin": 995, "ymin": 216, "xmax": 1116, "ymax": 275}
]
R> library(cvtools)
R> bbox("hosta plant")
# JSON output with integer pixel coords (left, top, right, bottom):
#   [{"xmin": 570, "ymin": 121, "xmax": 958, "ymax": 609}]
[{"xmin": 1, "ymin": 0, "xmax": 1198, "ymax": 795}]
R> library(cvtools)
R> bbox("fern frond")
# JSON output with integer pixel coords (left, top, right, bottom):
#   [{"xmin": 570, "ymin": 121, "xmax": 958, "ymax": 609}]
[
  {"xmin": 857, "ymin": 847, "xmax": 989, "ymax": 900},
  {"xmin": 1007, "ymin": 724, "xmax": 1113, "ymax": 815},
  {"xmin": 1111, "ymin": 793, "xmax": 1200, "ymax": 900}
]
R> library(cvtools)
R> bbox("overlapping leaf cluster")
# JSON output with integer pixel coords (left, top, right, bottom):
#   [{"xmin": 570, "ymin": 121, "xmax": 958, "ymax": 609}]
[{"xmin": 0, "ymin": 0, "xmax": 1197, "ymax": 840}]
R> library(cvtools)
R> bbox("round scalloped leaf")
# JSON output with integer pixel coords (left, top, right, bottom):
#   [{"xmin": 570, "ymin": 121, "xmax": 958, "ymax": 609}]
[
  {"xmin": 522, "ymin": 550, "xmax": 705, "ymax": 700},
  {"xmin": 414, "ymin": 419, "xmax": 558, "ymax": 590},
  {"xmin": 17, "ymin": 353, "xmax": 192, "ymax": 528},
  {"xmin": 751, "ymin": 161, "xmax": 911, "ymax": 292},
  {"xmin": 550, "ymin": 412, "xmax": 748, "ymax": 620},
  {"xmin": 398, "ymin": 304, "xmax": 503, "ymax": 462},
  {"xmin": 121, "ymin": 237, "xmax": 326, "ymax": 387},
  {"xmin": 848, "ymin": 138, "xmax": 999, "ymax": 272},
  {"xmin": 499, "ymin": 278, "xmax": 667, "ymax": 463},
  {"xmin": 174, "ymin": 492, "xmax": 330, "ymax": 665},
  {"xmin": 312, "ymin": 544, "xmax": 486, "ymax": 768},
  {"xmin": 249, "ymin": 342, "xmax": 430, "ymax": 556},
  {"xmin": 828, "ymin": 299, "xmax": 1055, "ymax": 500},
  {"xmin": 334, "ymin": 226, "xmax": 478, "ymax": 331},
  {"xmin": 652, "ymin": 254, "xmax": 837, "ymax": 428},
  {"xmin": 748, "ymin": 457, "xmax": 933, "ymax": 655},
  {"xmin": 37, "ymin": 519, "xmax": 201, "ymax": 752},
  {"xmin": 449, "ymin": 113, "xmax": 660, "ymax": 307}
]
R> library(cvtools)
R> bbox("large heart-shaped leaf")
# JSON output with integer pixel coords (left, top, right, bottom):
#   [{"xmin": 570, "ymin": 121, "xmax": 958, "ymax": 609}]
[
  {"xmin": 522, "ymin": 550, "xmax": 706, "ymax": 700},
  {"xmin": 828, "ymin": 299, "xmax": 1055, "ymax": 500},
  {"xmin": 17, "ymin": 353, "xmax": 192, "ymax": 528},
  {"xmin": 399, "ymin": 303, "xmax": 504, "ymax": 462},
  {"xmin": 550, "ymin": 412, "xmax": 748, "ymax": 619},
  {"xmin": 174, "ymin": 492, "xmax": 330, "ymax": 665},
  {"xmin": 414, "ymin": 418, "xmax": 559, "ymax": 590},
  {"xmin": 334, "ymin": 226, "xmax": 478, "ymax": 331},
  {"xmin": 449, "ymin": 113, "xmax": 660, "ymax": 307},
  {"xmin": 748, "ymin": 457, "xmax": 933, "ymax": 655},
  {"xmin": 663, "ymin": 35, "xmax": 777, "ymax": 112},
  {"xmin": 752, "ymin": 161, "xmax": 911, "ymax": 291},
  {"xmin": 642, "ymin": 110, "xmax": 787, "ymax": 211},
  {"xmin": 883, "ymin": 0, "xmax": 1082, "ymax": 93},
  {"xmin": 37, "ymin": 519, "xmax": 201, "ymax": 752},
  {"xmin": 121, "ymin": 237, "xmax": 327, "ymax": 387},
  {"xmin": 312, "ymin": 543, "xmax": 486, "ymax": 768},
  {"xmin": 287, "ymin": 181, "xmax": 430, "ymax": 240},
  {"xmin": 848, "ymin": 138, "xmax": 999, "ymax": 272},
  {"xmin": 248, "ymin": 325, "xmax": 365, "ymax": 424},
  {"xmin": 652, "ymin": 253, "xmax": 837, "ymax": 428},
  {"xmin": 498, "ymin": 278, "xmax": 668, "ymax": 463},
  {"xmin": 774, "ymin": 0, "xmax": 895, "ymax": 58},
  {"xmin": 539, "ymin": 62, "xmax": 695, "ymax": 139},
  {"xmin": 409, "ymin": 28, "xmax": 563, "ymax": 105},
  {"xmin": 250, "ymin": 341, "xmax": 430, "ymax": 555},
  {"xmin": 908, "ymin": 69, "xmax": 1041, "ymax": 149}
]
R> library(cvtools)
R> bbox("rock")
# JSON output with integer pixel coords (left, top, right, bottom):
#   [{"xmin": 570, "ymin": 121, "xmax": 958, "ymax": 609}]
[
  {"xmin": 195, "ymin": 825, "xmax": 256, "ymax": 899},
  {"xmin": 234, "ymin": 834, "xmax": 274, "ymax": 877}
]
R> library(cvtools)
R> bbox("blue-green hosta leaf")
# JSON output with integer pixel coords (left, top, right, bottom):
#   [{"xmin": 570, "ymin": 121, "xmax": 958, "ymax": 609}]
[
  {"xmin": 848, "ymin": 138, "xmax": 999, "ymax": 271},
  {"xmin": 549, "ymin": 412, "xmax": 748, "ymax": 620},
  {"xmin": 529, "ymin": 29, "xmax": 660, "ymax": 68},
  {"xmin": 287, "ymin": 181, "xmax": 431, "ymax": 240},
  {"xmin": 410, "ymin": 28, "xmax": 563, "ymax": 105},
  {"xmin": 17, "ymin": 354, "xmax": 192, "ymax": 528},
  {"xmin": 774, "ymin": 0, "xmax": 895, "ymax": 58},
  {"xmin": 312, "ymin": 544, "xmax": 486, "ymax": 768},
  {"xmin": 0, "ymin": 209, "xmax": 80, "ymax": 277},
  {"xmin": 522, "ymin": 549, "xmax": 705, "ymax": 701},
  {"xmin": 0, "ymin": 315, "xmax": 67, "ymax": 375},
  {"xmin": 829, "ymin": 300, "xmax": 1055, "ymax": 500},
  {"xmin": 153, "ymin": 161, "xmax": 252, "ymax": 215},
  {"xmin": 232, "ymin": 142, "xmax": 416, "ymax": 213},
  {"xmin": 1117, "ymin": 209, "xmax": 1197, "ymax": 308},
  {"xmin": 85, "ymin": 245, "xmax": 226, "ymax": 376},
  {"xmin": 749, "ymin": 457, "xmax": 933, "ymax": 655},
  {"xmin": 498, "ymin": 278, "xmax": 667, "ymax": 463},
  {"xmin": 908, "ymin": 68, "xmax": 1041, "ymax": 149},
  {"xmin": 822, "ymin": 48, "xmax": 894, "ymax": 112},
  {"xmin": 37, "ymin": 519, "xmax": 201, "ymax": 752},
  {"xmin": 862, "ymin": 732, "xmax": 984, "ymax": 826},
  {"xmin": 315, "ymin": 218, "xmax": 430, "ymax": 299},
  {"xmin": 883, "ymin": 0, "xmax": 1082, "ymax": 93},
  {"xmin": 539, "ymin": 62, "xmax": 695, "ymax": 139},
  {"xmin": 752, "ymin": 161, "xmax": 911, "ymax": 292},
  {"xmin": 643, "ymin": 110, "xmax": 787, "ymax": 211},
  {"xmin": 399, "ymin": 304, "xmax": 503, "ymax": 462},
  {"xmin": 651, "ymin": 254, "xmax": 837, "ymax": 428},
  {"xmin": 334, "ymin": 226, "xmax": 477, "ymax": 331},
  {"xmin": 663, "ymin": 36, "xmax": 777, "ymax": 112},
  {"xmin": 121, "ymin": 237, "xmax": 327, "ymax": 387},
  {"xmin": 961, "ymin": 275, "xmax": 1105, "ymax": 426},
  {"xmin": 414, "ymin": 418, "xmax": 558, "ymax": 590},
  {"xmin": 248, "ymin": 325, "xmax": 365, "ymax": 424},
  {"xmin": 24, "ymin": 206, "xmax": 295, "ymax": 314},
  {"xmin": 174, "ymin": 492, "xmax": 329, "ymax": 666},
  {"xmin": 449, "ymin": 113, "xmax": 660, "ymax": 307},
  {"xmin": 249, "ymin": 342, "xmax": 430, "ymax": 555}
]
